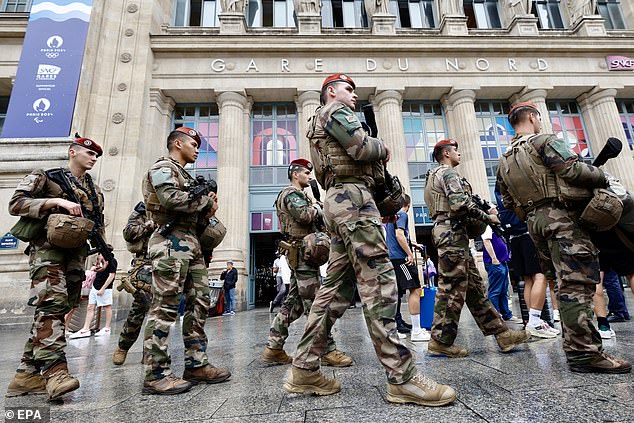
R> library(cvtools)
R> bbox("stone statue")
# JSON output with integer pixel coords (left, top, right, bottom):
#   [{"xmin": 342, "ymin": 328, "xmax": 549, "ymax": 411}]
[
  {"xmin": 509, "ymin": 0, "xmax": 533, "ymax": 15},
  {"xmin": 567, "ymin": 0, "xmax": 597, "ymax": 24},
  {"xmin": 440, "ymin": 0, "xmax": 464, "ymax": 15},
  {"xmin": 364, "ymin": 0, "xmax": 390, "ymax": 18},
  {"xmin": 221, "ymin": 0, "xmax": 246, "ymax": 13},
  {"xmin": 293, "ymin": 0, "xmax": 320, "ymax": 14}
]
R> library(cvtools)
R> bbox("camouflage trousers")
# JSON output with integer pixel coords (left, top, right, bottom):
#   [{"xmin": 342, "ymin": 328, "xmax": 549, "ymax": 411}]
[
  {"xmin": 143, "ymin": 230, "xmax": 211, "ymax": 381},
  {"xmin": 118, "ymin": 264, "xmax": 152, "ymax": 351},
  {"xmin": 18, "ymin": 240, "xmax": 87, "ymax": 376},
  {"xmin": 527, "ymin": 206, "xmax": 602, "ymax": 363},
  {"xmin": 292, "ymin": 182, "xmax": 415, "ymax": 384},
  {"xmin": 267, "ymin": 254, "xmax": 336, "ymax": 353},
  {"xmin": 431, "ymin": 222, "xmax": 506, "ymax": 346}
]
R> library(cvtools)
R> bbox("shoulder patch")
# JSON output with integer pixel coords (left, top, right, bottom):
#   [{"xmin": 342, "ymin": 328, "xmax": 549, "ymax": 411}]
[
  {"xmin": 547, "ymin": 137, "xmax": 577, "ymax": 161},
  {"xmin": 150, "ymin": 167, "xmax": 174, "ymax": 187}
]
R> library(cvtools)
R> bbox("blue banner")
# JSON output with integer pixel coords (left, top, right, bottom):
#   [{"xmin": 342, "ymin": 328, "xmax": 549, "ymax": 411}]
[{"xmin": 1, "ymin": 0, "xmax": 94, "ymax": 138}]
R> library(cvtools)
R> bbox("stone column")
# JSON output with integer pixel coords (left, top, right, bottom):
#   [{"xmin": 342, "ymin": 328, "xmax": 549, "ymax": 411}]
[
  {"xmin": 442, "ymin": 89, "xmax": 490, "ymax": 200},
  {"xmin": 577, "ymin": 88, "xmax": 634, "ymax": 190},
  {"xmin": 213, "ymin": 91, "xmax": 250, "ymax": 309},
  {"xmin": 510, "ymin": 89, "xmax": 553, "ymax": 135},
  {"xmin": 296, "ymin": 91, "xmax": 320, "ymax": 160}
]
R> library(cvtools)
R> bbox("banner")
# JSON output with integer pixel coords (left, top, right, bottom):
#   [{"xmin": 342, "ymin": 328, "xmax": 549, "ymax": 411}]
[{"xmin": 1, "ymin": 0, "xmax": 94, "ymax": 138}]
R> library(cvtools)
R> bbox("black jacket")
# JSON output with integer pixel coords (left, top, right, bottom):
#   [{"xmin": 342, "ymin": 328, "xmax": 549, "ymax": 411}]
[{"xmin": 221, "ymin": 268, "xmax": 238, "ymax": 289}]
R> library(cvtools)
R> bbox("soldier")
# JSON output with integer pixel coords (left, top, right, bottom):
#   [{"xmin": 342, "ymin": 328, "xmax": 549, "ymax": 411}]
[
  {"xmin": 284, "ymin": 73, "xmax": 456, "ymax": 407},
  {"xmin": 112, "ymin": 201, "xmax": 154, "ymax": 365},
  {"xmin": 424, "ymin": 139, "xmax": 529, "ymax": 358},
  {"xmin": 262, "ymin": 158, "xmax": 353, "ymax": 367},
  {"xmin": 6, "ymin": 137, "xmax": 105, "ymax": 400},
  {"xmin": 141, "ymin": 127, "xmax": 231, "ymax": 395},
  {"xmin": 497, "ymin": 102, "xmax": 631, "ymax": 373}
]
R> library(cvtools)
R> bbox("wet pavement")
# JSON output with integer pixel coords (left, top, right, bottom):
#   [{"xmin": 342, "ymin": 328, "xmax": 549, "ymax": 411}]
[{"xmin": 1, "ymin": 295, "xmax": 634, "ymax": 423}]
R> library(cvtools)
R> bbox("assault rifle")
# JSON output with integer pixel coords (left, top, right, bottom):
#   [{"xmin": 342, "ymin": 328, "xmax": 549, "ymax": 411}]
[
  {"xmin": 159, "ymin": 175, "xmax": 218, "ymax": 237},
  {"xmin": 46, "ymin": 168, "xmax": 115, "ymax": 264},
  {"xmin": 361, "ymin": 104, "xmax": 378, "ymax": 138},
  {"xmin": 472, "ymin": 194, "xmax": 506, "ymax": 239}
]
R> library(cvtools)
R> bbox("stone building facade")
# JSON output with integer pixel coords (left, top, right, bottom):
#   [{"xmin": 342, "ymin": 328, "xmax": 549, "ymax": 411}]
[{"xmin": 0, "ymin": 0, "xmax": 633, "ymax": 319}]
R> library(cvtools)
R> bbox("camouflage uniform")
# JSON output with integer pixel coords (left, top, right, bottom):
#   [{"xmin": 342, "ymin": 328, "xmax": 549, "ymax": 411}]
[
  {"xmin": 498, "ymin": 133, "xmax": 607, "ymax": 364},
  {"xmin": 424, "ymin": 164, "xmax": 506, "ymax": 346},
  {"xmin": 142, "ymin": 157, "xmax": 214, "ymax": 381},
  {"xmin": 117, "ymin": 206, "xmax": 153, "ymax": 351},
  {"xmin": 293, "ymin": 101, "xmax": 416, "ymax": 384},
  {"xmin": 267, "ymin": 186, "xmax": 336, "ymax": 353},
  {"xmin": 8, "ymin": 169, "xmax": 104, "ymax": 377}
]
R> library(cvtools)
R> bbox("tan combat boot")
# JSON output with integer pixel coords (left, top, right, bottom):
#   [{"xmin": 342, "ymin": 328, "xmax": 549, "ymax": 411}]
[
  {"xmin": 44, "ymin": 363, "xmax": 80, "ymax": 401},
  {"xmin": 6, "ymin": 372, "xmax": 47, "ymax": 397},
  {"xmin": 321, "ymin": 350, "xmax": 353, "ymax": 367},
  {"xmin": 112, "ymin": 347, "xmax": 128, "ymax": 365},
  {"xmin": 182, "ymin": 364, "xmax": 231, "ymax": 385},
  {"xmin": 143, "ymin": 374, "xmax": 192, "ymax": 395},
  {"xmin": 283, "ymin": 366, "xmax": 341, "ymax": 396},
  {"xmin": 387, "ymin": 373, "xmax": 457, "ymax": 407},
  {"xmin": 569, "ymin": 352, "xmax": 632, "ymax": 374},
  {"xmin": 262, "ymin": 347, "xmax": 292, "ymax": 365},
  {"xmin": 495, "ymin": 329, "xmax": 530, "ymax": 353},
  {"xmin": 428, "ymin": 339, "xmax": 469, "ymax": 357}
]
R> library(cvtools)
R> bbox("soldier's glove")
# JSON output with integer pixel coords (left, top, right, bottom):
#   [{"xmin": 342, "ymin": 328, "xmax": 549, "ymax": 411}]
[{"xmin": 605, "ymin": 172, "xmax": 628, "ymax": 198}]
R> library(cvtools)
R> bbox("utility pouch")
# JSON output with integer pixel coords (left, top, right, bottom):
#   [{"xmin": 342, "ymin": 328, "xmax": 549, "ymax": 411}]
[
  {"xmin": 46, "ymin": 214, "xmax": 94, "ymax": 249},
  {"xmin": 10, "ymin": 216, "xmax": 46, "ymax": 242}
]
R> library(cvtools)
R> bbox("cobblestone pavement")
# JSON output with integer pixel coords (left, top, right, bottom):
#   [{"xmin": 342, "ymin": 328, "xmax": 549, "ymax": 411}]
[{"xmin": 1, "ymin": 293, "xmax": 633, "ymax": 423}]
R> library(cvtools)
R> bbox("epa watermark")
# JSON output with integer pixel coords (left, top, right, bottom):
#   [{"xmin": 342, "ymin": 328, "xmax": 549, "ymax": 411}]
[{"xmin": 4, "ymin": 407, "xmax": 50, "ymax": 423}]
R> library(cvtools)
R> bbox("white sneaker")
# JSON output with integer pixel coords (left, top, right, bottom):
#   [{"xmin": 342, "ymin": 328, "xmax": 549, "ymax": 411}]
[
  {"xmin": 599, "ymin": 328, "xmax": 615, "ymax": 339},
  {"xmin": 68, "ymin": 329, "xmax": 91, "ymax": 339},
  {"xmin": 545, "ymin": 322, "xmax": 560, "ymax": 335},
  {"xmin": 95, "ymin": 327, "xmax": 111, "ymax": 336},
  {"xmin": 397, "ymin": 332, "xmax": 407, "ymax": 339},
  {"xmin": 411, "ymin": 329, "xmax": 431, "ymax": 342},
  {"xmin": 553, "ymin": 309, "xmax": 560, "ymax": 322},
  {"xmin": 526, "ymin": 323, "xmax": 557, "ymax": 339}
]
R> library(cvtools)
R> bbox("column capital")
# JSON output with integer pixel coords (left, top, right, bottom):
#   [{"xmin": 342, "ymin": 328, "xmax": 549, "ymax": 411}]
[
  {"xmin": 217, "ymin": 91, "xmax": 248, "ymax": 109},
  {"xmin": 442, "ymin": 89, "xmax": 476, "ymax": 110},
  {"xmin": 577, "ymin": 88, "xmax": 618, "ymax": 108},
  {"xmin": 149, "ymin": 88, "xmax": 175, "ymax": 116},
  {"xmin": 297, "ymin": 90, "xmax": 321, "ymax": 106},
  {"xmin": 374, "ymin": 90, "xmax": 403, "ymax": 107},
  {"xmin": 510, "ymin": 88, "xmax": 549, "ymax": 106}
]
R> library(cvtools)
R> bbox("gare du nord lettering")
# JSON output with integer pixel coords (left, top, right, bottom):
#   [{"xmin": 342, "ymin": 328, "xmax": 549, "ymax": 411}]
[{"xmin": 208, "ymin": 57, "xmax": 552, "ymax": 73}]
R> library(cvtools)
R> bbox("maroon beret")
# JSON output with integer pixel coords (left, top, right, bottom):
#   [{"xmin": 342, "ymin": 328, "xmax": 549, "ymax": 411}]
[
  {"xmin": 322, "ymin": 73, "xmax": 356, "ymax": 90},
  {"xmin": 171, "ymin": 126, "xmax": 202, "ymax": 148},
  {"xmin": 73, "ymin": 138, "xmax": 103, "ymax": 157},
  {"xmin": 508, "ymin": 102, "xmax": 539, "ymax": 118}
]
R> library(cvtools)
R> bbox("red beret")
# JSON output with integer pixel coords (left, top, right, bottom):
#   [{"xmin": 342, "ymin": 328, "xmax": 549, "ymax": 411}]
[
  {"xmin": 322, "ymin": 74, "xmax": 356, "ymax": 90},
  {"xmin": 288, "ymin": 158, "xmax": 313, "ymax": 179},
  {"xmin": 73, "ymin": 138, "xmax": 103, "ymax": 157},
  {"xmin": 508, "ymin": 102, "xmax": 539, "ymax": 118},
  {"xmin": 433, "ymin": 139, "xmax": 458, "ymax": 152},
  {"xmin": 171, "ymin": 126, "xmax": 202, "ymax": 147}
]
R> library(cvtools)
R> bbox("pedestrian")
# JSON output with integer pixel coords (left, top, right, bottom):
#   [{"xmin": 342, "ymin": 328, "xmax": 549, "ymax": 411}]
[
  {"xmin": 111, "ymin": 201, "xmax": 154, "ymax": 365},
  {"xmin": 481, "ymin": 222, "xmax": 522, "ymax": 323},
  {"xmin": 68, "ymin": 249, "xmax": 116, "ymax": 339},
  {"xmin": 424, "ymin": 138, "xmax": 529, "ymax": 358},
  {"xmin": 141, "ymin": 126, "xmax": 231, "ymax": 395},
  {"xmin": 262, "ymin": 159, "xmax": 353, "ymax": 367},
  {"xmin": 384, "ymin": 193, "xmax": 430, "ymax": 342},
  {"xmin": 284, "ymin": 74, "xmax": 456, "ymax": 406},
  {"xmin": 269, "ymin": 252, "xmax": 290, "ymax": 313},
  {"xmin": 498, "ymin": 101, "xmax": 631, "ymax": 373},
  {"xmin": 221, "ymin": 261, "xmax": 238, "ymax": 315},
  {"xmin": 6, "ymin": 136, "xmax": 105, "ymax": 400}
]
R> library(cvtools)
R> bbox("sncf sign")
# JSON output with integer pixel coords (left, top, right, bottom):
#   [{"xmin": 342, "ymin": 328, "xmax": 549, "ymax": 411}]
[{"xmin": 606, "ymin": 56, "xmax": 634, "ymax": 71}]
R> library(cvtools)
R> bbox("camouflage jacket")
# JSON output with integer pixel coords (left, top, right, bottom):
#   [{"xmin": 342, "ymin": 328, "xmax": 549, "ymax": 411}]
[
  {"xmin": 142, "ymin": 157, "xmax": 213, "ymax": 228},
  {"xmin": 498, "ymin": 133, "xmax": 607, "ymax": 213},
  {"xmin": 9, "ymin": 168, "xmax": 105, "ymax": 238},
  {"xmin": 424, "ymin": 164, "xmax": 490, "ymax": 222},
  {"xmin": 308, "ymin": 102, "xmax": 386, "ymax": 188},
  {"xmin": 123, "ymin": 207, "xmax": 152, "ymax": 256},
  {"xmin": 276, "ymin": 185, "xmax": 319, "ymax": 240}
]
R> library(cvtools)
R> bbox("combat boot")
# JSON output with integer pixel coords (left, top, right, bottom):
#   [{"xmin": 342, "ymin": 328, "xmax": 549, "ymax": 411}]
[
  {"xmin": 112, "ymin": 347, "xmax": 128, "ymax": 365},
  {"xmin": 386, "ymin": 373, "xmax": 457, "ymax": 407},
  {"xmin": 43, "ymin": 363, "xmax": 80, "ymax": 401},
  {"xmin": 569, "ymin": 352, "xmax": 632, "ymax": 374},
  {"xmin": 428, "ymin": 339, "xmax": 469, "ymax": 357},
  {"xmin": 321, "ymin": 350, "xmax": 353, "ymax": 367},
  {"xmin": 283, "ymin": 366, "xmax": 341, "ymax": 396},
  {"xmin": 495, "ymin": 329, "xmax": 530, "ymax": 353},
  {"xmin": 182, "ymin": 364, "xmax": 231, "ymax": 385},
  {"xmin": 143, "ymin": 374, "xmax": 192, "ymax": 395},
  {"xmin": 262, "ymin": 347, "xmax": 292, "ymax": 365},
  {"xmin": 5, "ymin": 372, "xmax": 46, "ymax": 397}
]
